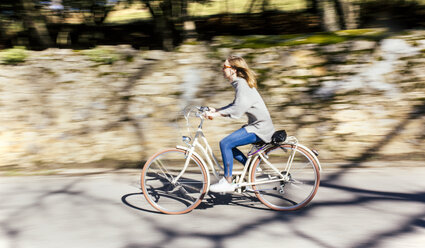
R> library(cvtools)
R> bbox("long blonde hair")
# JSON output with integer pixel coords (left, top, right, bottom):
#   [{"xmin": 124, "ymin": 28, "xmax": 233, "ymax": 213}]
[{"xmin": 227, "ymin": 55, "xmax": 257, "ymax": 88}]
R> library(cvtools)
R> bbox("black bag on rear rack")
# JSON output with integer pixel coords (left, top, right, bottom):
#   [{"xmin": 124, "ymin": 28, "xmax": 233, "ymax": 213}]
[{"xmin": 271, "ymin": 130, "xmax": 287, "ymax": 144}]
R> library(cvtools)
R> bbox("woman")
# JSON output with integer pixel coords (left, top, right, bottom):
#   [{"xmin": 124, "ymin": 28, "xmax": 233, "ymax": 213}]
[{"xmin": 206, "ymin": 55, "xmax": 275, "ymax": 193}]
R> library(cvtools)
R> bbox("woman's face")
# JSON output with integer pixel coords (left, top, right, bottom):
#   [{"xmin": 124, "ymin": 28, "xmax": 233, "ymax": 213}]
[{"xmin": 222, "ymin": 60, "xmax": 235, "ymax": 81}]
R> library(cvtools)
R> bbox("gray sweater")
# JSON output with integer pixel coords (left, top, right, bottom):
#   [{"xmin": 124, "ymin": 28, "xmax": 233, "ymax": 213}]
[{"xmin": 218, "ymin": 77, "xmax": 275, "ymax": 143}]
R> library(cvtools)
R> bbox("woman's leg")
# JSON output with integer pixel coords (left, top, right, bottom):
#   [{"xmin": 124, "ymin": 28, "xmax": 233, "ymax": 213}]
[
  {"xmin": 219, "ymin": 128, "xmax": 261, "ymax": 181},
  {"xmin": 232, "ymin": 148, "xmax": 248, "ymax": 165}
]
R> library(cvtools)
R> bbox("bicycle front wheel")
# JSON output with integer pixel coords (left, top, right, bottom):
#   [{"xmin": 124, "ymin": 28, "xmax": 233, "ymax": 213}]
[
  {"xmin": 250, "ymin": 144, "xmax": 320, "ymax": 211},
  {"xmin": 141, "ymin": 148, "xmax": 208, "ymax": 214}
]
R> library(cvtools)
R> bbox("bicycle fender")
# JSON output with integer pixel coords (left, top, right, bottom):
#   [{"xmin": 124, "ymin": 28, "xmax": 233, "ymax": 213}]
[
  {"xmin": 297, "ymin": 144, "xmax": 323, "ymax": 171},
  {"xmin": 176, "ymin": 145, "xmax": 211, "ymax": 191},
  {"xmin": 251, "ymin": 144, "xmax": 322, "ymax": 172}
]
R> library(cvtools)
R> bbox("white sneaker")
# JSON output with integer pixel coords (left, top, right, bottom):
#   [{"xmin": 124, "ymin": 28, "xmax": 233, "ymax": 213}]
[{"xmin": 209, "ymin": 178, "xmax": 236, "ymax": 193}]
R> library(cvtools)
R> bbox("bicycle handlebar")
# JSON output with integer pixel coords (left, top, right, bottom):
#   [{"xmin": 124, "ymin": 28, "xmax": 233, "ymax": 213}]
[
  {"xmin": 198, "ymin": 106, "xmax": 210, "ymax": 112},
  {"xmin": 181, "ymin": 106, "xmax": 213, "ymax": 133},
  {"xmin": 187, "ymin": 106, "xmax": 211, "ymax": 119},
  {"xmin": 198, "ymin": 106, "xmax": 214, "ymax": 120}
]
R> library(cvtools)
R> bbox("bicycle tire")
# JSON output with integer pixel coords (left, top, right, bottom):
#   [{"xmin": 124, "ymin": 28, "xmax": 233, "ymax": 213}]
[
  {"xmin": 250, "ymin": 144, "xmax": 320, "ymax": 211},
  {"xmin": 141, "ymin": 148, "xmax": 208, "ymax": 214}
]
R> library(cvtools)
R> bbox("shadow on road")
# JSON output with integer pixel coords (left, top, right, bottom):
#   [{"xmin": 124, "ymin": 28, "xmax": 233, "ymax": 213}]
[
  {"xmin": 201, "ymin": 192, "xmax": 271, "ymax": 211},
  {"xmin": 121, "ymin": 192, "xmax": 162, "ymax": 214},
  {"xmin": 121, "ymin": 190, "xmax": 271, "ymax": 214},
  {"xmin": 120, "ymin": 169, "xmax": 425, "ymax": 248}
]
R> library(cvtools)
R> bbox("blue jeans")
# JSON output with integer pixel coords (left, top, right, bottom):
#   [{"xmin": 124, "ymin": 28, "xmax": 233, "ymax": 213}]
[{"xmin": 220, "ymin": 128, "xmax": 262, "ymax": 177}]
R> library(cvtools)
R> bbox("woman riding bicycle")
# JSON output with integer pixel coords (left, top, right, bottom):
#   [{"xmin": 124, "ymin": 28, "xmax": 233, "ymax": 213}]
[{"xmin": 205, "ymin": 55, "xmax": 275, "ymax": 193}]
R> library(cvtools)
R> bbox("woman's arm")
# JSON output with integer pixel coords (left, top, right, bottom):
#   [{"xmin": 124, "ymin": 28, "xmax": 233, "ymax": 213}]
[{"xmin": 217, "ymin": 80, "xmax": 253, "ymax": 118}]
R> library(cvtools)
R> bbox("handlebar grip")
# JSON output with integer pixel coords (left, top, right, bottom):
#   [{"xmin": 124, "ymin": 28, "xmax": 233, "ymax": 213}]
[{"xmin": 199, "ymin": 106, "xmax": 210, "ymax": 112}]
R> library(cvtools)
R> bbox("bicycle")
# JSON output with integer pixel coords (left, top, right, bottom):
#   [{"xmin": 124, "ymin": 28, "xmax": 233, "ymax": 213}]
[{"xmin": 141, "ymin": 106, "xmax": 322, "ymax": 214}]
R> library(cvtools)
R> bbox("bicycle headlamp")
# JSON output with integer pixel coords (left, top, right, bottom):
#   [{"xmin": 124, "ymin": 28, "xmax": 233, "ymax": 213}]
[{"xmin": 182, "ymin": 136, "xmax": 191, "ymax": 144}]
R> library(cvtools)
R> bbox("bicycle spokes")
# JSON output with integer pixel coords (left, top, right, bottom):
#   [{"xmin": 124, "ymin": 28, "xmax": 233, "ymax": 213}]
[
  {"xmin": 141, "ymin": 149, "xmax": 207, "ymax": 214},
  {"xmin": 251, "ymin": 144, "xmax": 320, "ymax": 211}
]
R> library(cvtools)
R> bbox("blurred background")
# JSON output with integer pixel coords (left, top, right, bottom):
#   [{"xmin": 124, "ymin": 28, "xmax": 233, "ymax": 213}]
[{"xmin": 0, "ymin": 0, "xmax": 424, "ymax": 173}]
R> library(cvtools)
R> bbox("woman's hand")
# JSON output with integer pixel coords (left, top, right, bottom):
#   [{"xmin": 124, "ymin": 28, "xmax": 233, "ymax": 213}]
[{"xmin": 204, "ymin": 107, "xmax": 219, "ymax": 120}]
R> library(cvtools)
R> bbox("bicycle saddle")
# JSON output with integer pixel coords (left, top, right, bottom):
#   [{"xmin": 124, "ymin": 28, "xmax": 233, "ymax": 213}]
[{"xmin": 253, "ymin": 130, "xmax": 287, "ymax": 146}]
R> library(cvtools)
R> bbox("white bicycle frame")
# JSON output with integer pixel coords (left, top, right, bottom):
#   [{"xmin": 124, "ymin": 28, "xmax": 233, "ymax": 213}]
[{"xmin": 174, "ymin": 110, "xmax": 322, "ymax": 193}]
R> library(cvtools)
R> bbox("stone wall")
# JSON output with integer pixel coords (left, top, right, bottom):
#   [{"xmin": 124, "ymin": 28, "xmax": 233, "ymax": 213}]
[{"xmin": 0, "ymin": 30, "xmax": 424, "ymax": 169}]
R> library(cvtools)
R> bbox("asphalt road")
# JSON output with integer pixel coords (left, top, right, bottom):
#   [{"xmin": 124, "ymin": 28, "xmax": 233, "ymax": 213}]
[{"xmin": 0, "ymin": 166, "xmax": 424, "ymax": 248}]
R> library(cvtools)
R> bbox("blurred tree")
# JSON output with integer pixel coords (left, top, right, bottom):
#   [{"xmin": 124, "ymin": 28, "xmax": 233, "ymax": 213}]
[
  {"xmin": 141, "ymin": 0, "xmax": 177, "ymax": 50},
  {"xmin": 340, "ymin": 0, "xmax": 359, "ymax": 29},
  {"xmin": 17, "ymin": 0, "xmax": 53, "ymax": 48},
  {"xmin": 320, "ymin": 0, "xmax": 340, "ymax": 31},
  {"xmin": 61, "ymin": 0, "xmax": 115, "ymax": 24},
  {"xmin": 0, "ymin": 1, "xmax": 13, "ymax": 48},
  {"xmin": 246, "ymin": 0, "xmax": 272, "ymax": 13},
  {"xmin": 319, "ymin": 0, "xmax": 358, "ymax": 31},
  {"xmin": 137, "ymin": 0, "xmax": 211, "ymax": 50},
  {"xmin": 307, "ymin": 0, "xmax": 319, "ymax": 14}
]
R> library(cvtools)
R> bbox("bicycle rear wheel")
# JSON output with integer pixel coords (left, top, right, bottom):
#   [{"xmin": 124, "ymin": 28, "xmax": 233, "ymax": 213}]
[
  {"xmin": 141, "ymin": 148, "xmax": 208, "ymax": 214},
  {"xmin": 250, "ymin": 144, "xmax": 320, "ymax": 211}
]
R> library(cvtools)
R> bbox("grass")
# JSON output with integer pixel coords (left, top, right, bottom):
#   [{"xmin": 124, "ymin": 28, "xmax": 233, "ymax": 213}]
[
  {"xmin": 81, "ymin": 47, "xmax": 126, "ymax": 64},
  {"xmin": 105, "ymin": 0, "xmax": 308, "ymax": 24},
  {"xmin": 214, "ymin": 28, "xmax": 389, "ymax": 49},
  {"xmin": 104, "ymin": 2, "xmax": 151, "ymax": 23},
  {"xmin": 188, "ymin": 0, "xmax": 306, "ymax": 17},
  {"xmin": 0, "ymin": 46, "xmax": 28, "ymax": 65},
  {"xmin": 102, "ymin": 0, "xmax": 425, "ymax": 24}
]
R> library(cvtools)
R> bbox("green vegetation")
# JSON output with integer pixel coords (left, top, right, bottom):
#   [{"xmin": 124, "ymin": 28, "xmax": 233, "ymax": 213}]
[
  {"xmin": 82, "ymin": 47, "xmax": 121, "ymax": 64},
  {"xmin": 104, "ymin": 2, "xmax": 151, "ymax": 23},
  {"xmin": 105, "ymin": 0, "xmax": 307, "ymax": 23},
  {"xmin": 0, "ymin": 46, "xmax": 28, "ymax": 65},
  {"xmin": 216, "ymin": 29, "xmax": 388, "ymax": 49},
  {"xmin": 283, "ymin": 34, "xmax": 348, "ymax": 46},
  {"xmin": 255, "ymin": 67, "xmax": 272, "ymax": 88},
  {"xmin": 188, "ymin": 0, "xmax": 307, "ymax": 17}
]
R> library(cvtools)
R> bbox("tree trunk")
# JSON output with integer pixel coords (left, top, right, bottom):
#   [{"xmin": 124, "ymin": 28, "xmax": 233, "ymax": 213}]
[
  {"xmin": 320, "ymin": 0, "xmax": 341, "ymax": 31},
  {"xmin": 0, "ymin": 19, "xmax": 7, "ymax": 49},
  {"xmin": 247, "ymin": 0, "xmax": 256, "ymax": 13},
  {"xmin": 333, "ymin": 0, "xmax": 346, "ymax": 29},
  {"xmin": 160, "ymin": 0, "xmax": 174, "ymax": 51},
  {"xmin": 181, "ymin": 0, "xmax": 198, "ymax": 41},
  {"xmin": 19, "ymin": 0, "xmax": 53, "ymax": 48},
  {"xmin": 180, "ymin": 0, "xmax": 188, "ymax": 17},
  {"xmin": 339, "ymin": 0, "xmax": 360, "ymax": 29},
  {"xmin": 262, "ymin": 0, "xmax": 269, "ymax": 12},
  {"xmin": 143, "ymin": 0, "xmax": 174, "ymax": 51},
  {"xmin": 319, "ymin": 0, "xmax": 360, "ymax": 31},
  {"xmin": 307, "ymin": 0, "xmax": 319, "ymax": 14}
]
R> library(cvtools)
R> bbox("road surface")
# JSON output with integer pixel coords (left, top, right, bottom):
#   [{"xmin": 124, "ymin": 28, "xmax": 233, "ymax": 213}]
[{"xmin": 0, "ymin": 166, "xmax": 424, "ymax": 248}]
